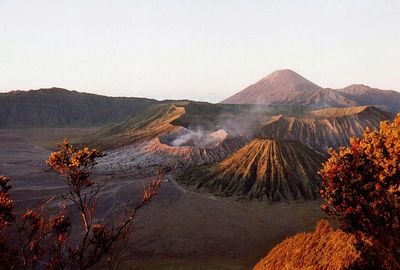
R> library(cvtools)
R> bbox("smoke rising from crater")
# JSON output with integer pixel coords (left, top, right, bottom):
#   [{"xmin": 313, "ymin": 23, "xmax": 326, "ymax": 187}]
[{"xmin": 162, "ymin": 127, "xmax": 228, "ymax": 148}]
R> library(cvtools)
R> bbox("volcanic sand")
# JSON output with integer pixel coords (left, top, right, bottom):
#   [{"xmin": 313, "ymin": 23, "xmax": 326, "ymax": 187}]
[{"xmin": 0, "ymin": 128, "xmax": 324, "ymax": 269}]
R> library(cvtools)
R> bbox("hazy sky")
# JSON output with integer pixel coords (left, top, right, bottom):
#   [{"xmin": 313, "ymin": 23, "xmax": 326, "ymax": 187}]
[{"xmin": 1, "ymin": 1, "xmax": 399, "ymax": 102}]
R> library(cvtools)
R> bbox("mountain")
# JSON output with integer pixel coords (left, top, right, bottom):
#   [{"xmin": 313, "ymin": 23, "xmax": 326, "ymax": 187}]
[
  {"xmin": 221, "ymin": 69, "xmax": 400, "ymax": 111},
  {"xmin": 178, "ymin": 138, "xmax": 324, "ymax": 201},
  {"xmin": 221, "ymin": 69, "xmax": 323, "ymax": 104},
  {"xmin": 0, "ymin": 88, "xmax": 158, "ymax": 128},
  {"xmin": 253, "ymin": 106, "xmax": 393, "ymax": 154}
]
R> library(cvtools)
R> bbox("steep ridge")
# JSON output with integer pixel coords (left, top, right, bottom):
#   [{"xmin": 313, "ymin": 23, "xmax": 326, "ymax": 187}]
[
  {"xmin": 0, "ymin": 88, "xmax": 158, "ymax": 128},
  {"xmin": 253, "ymin": 106, "xmax": 394, "ymax": 154},
  {"xmin": 221, "ymin": 69, "xmax": 400, "ymax": 111},
  {"xmin": 178, "ymin": 138, "xmax": 324, "ymax": 201}
]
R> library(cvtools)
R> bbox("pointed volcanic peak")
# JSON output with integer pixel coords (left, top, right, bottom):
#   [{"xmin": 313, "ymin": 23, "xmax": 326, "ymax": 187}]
[
  {"xmin": 221, "ymin": 69, "xmax": 322, "ymax": 104},
  {"xmin": 178, "ymin": 138, "xmax": 324, "ymax": 201}
]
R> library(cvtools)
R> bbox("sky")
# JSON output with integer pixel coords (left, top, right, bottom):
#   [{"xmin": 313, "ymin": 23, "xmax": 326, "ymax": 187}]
[{"xmin": 1, "ymin": 1, "xmax": 399, "ymax": 102}]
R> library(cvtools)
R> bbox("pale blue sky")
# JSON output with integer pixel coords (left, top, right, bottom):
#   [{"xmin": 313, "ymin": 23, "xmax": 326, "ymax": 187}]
[{"xmin": 1, "ymin": 1, "xmax": 399, "ymax": 102}]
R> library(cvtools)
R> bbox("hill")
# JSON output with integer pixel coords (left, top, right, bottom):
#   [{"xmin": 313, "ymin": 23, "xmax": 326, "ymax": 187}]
[
  {"xmin": 178, "ymin": 138, "xmax": 324, "ymax": 201},
  {"xmin": 221, "ymin": 69, "xmax": 400, "ymax": 112},
  {"xmin": 253, "ymin": 220, "xmax": 360, "ymax": 270},
  {"xmin": 0, "ymin": 88, "xmax": 158, "ymax": 128},
  {"xmin": 253, "ymin": 106, "xmax": 394, "ymax": 154}
]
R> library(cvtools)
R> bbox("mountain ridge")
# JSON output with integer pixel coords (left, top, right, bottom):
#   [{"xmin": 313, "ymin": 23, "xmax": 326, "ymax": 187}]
[
  {"xmin": 221, "ymin": 69, "xmax": 400, "ymax": 111},
  {"xmin": 0, "ymin": 88, "xmax": 159, "ymax": 128},
  {"xmin": 253, "ymin": 105, "xmax": 394, "ymax": 154}
]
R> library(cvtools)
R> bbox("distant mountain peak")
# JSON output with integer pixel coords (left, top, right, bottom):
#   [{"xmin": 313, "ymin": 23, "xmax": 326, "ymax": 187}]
[
  {"xmin": 260, "ymin": 69, "xmax": 318, "ymax": 85},
  {"xmin": 221, "ymin": 69, "xmax": 322, "ymax": 104},
  {"xmin": 263, "ymin": 69, "xmax": 302, "ymax": 80}
]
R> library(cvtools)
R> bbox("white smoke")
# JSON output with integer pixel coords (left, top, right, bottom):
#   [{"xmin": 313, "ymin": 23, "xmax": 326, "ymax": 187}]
[{"xmin": 165, "ymin": 127, "xmax": 227, "ymax": 148}]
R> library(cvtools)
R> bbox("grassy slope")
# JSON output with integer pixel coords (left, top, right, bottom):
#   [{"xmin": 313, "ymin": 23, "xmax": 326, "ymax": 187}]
[{"xmin": 253, "ymin": 220, "xmax": 360, "ymax": 270}]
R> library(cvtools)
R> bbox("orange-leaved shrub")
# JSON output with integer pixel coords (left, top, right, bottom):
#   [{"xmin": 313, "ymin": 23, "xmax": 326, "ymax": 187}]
[
  {"xmin": 0, "ymin": 139, "xmax": 162, "ymax": 270},
  {"xmin": 320, "ymin": 115, "xmax": 400, "ymax": 269},
  {"xmin": 253, "ymin": 220, "xmax": 360, "ymax": 270}
]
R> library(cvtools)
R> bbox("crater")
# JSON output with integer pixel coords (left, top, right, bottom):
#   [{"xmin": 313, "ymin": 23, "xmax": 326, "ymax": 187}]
[{"xmin": 159, "ymin": 128, "xmax": 228, "ymax": 148}]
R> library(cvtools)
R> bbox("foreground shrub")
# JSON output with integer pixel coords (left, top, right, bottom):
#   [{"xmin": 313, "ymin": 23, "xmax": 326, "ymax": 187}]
[
  {"xmin": 320, "ymin": 115, "xmax": 400, "ymax": 269},
  {"xmin": 0, "ymin": 139, "xmax": 161, "ymax": 269},
  {"xmin": 253, "ymin": 220, "xmax": 360, "ymax": 270}
]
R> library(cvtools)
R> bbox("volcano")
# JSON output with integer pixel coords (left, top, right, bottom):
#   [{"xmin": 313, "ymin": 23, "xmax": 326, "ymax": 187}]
[
  {"xmin": 178, "ymin": 138, "xmax": 324, "ymax": 201},
  {"xmin": 221, "ymin": 69, "xmax": 323, "ymax": 105}
]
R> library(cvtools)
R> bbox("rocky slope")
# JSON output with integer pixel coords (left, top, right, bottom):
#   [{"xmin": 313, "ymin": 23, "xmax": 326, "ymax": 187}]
[
  {"xmin": 0, "ymin": 88, "xmax": 158, "ymax": 128},
  {"xmin": 253, "ymin": 106, "xmax": 394, "ymax": 154},
  {"xmin": 221, "ymin": 69, "xmax": 400, "ymax": 112},
  {"xmin": 178, "ymin": 138, "xmax": 324, "ymax": 201}
]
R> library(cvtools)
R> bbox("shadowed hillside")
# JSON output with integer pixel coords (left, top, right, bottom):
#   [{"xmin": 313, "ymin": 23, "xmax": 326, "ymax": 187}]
[
  {"xmin": 178, "ymin": 138, "xmax": 323, "ymax": 201},
  {"xmin": 0, "ymin": 88, "xmax": 158, "ymax": 128}
]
